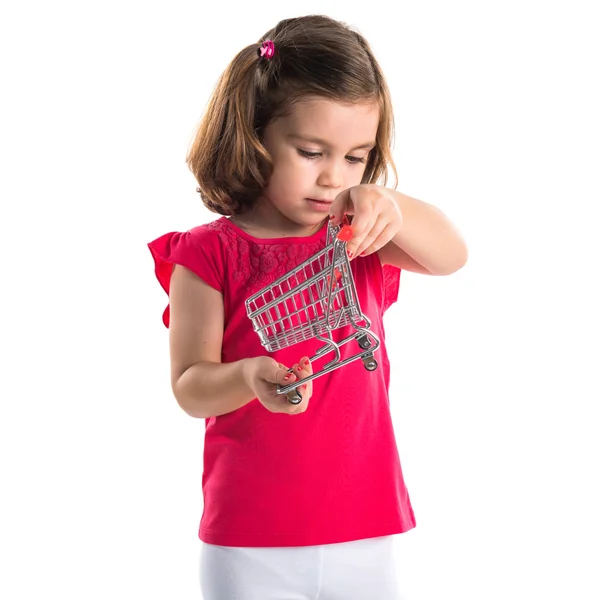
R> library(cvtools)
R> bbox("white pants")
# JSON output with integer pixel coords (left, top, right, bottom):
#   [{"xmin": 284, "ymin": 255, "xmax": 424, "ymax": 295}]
[{"xmin": 199, "ymin": 535, "xmax": 404, "ymax": 600}]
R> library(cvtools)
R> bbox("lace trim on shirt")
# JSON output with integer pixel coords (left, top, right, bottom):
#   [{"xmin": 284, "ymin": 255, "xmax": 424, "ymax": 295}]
[{"xmin": 206, "ymin": 219, "xmax": 326, "ymax": 289}]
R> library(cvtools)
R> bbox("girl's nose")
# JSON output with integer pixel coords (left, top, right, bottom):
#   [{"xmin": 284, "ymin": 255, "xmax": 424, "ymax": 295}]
[{"xmin": 317, "ymin": 161, "xmax": 343, "ymax": 189}]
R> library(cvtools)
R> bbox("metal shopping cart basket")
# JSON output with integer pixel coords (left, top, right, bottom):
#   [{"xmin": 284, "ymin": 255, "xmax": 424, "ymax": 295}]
[{"xmin": 245, "ymin": 215, "xmax": 381, "ymax": 404}]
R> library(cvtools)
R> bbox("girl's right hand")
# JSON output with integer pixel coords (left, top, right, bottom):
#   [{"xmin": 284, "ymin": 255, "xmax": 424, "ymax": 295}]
[{"xmin": 243, "ymin": 356, "xmax": 313, "ymax": 414}]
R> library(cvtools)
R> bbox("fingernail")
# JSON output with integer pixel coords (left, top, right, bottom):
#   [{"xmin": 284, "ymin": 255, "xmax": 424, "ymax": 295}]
[
  {"xmin": 303, "ymin": 359, "xmax": 310, "ymax": 366},
  {"xmin": 347, "ymin": 250, "xmax": 353, "ymax": 258},
  {"xmin": 360, "ymin": 251, "xmax": 366, "ymax": 256},
  {"xmin": 284, "ymin": 374, "xmax": 291, "ymax": 380}
]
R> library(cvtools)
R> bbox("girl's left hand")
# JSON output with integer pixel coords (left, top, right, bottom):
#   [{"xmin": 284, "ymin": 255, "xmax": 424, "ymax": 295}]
[{"xmin": 329, "ymin": 184, "xmax": 403, "ymax": 260}]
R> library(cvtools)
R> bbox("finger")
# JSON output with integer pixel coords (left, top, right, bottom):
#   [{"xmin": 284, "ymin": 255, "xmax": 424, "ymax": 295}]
[
  {"xmin": 297, "ymin": 356, "xmax": 313, "ymax": 375},
  {"xmin": 346, "ymin": 214, "xmax": 376, "ymax": 260},
  {"xmin": 288, "ymin": 377, "xmax": 311, "ymax": 414},
  {"xmin": 290, "ymin": 362, "xmax": 307, "ymax": 382},
  {"xmin": 288, "ymin": 358, "xmax": 312, "ymax": 397},
  {"xmin": 359, "ymin": 223, "xmax": 398, "ymax": 257},
  {"xmin": 353, "ymin": 216, "xmax": 390, "ymax": 257},
  {"xmin": 329, "ymin": 188, "xmax": 352, "ymax": 225},
  {"xmin": 347, "ymin": 196, "xmax": 373, "ymax": 240},
  {"xmin": 291, "ymin": 358, "xmax": 314, "ymax": 386},
  {"xmin": 296, "ymin": 358, "xmax": 313, "ymax": 399},
  {"xmin": 275, "ymin": 366, "xmax": 296, "ymax": 385},
  {"xmin": 305, "ymin": 357, "xmax": 313, "ymax": 375},
  {"xmin": 287, "ymin": 356, "xmax": 313, "ymax": 414}
]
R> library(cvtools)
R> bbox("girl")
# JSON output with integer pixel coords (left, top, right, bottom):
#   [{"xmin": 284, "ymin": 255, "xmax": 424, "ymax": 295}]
[{"xmin": 148, "ymin": 14, "xmax": 467, "ymax": 600}]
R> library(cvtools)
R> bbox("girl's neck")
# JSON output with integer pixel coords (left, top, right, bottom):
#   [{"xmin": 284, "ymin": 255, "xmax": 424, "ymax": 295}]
[{"xmin": 231, "ymin": 199, "xmax": 326, "ymax": 239}]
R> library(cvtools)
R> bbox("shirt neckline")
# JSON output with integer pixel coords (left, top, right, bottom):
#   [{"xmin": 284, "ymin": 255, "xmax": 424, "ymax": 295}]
[{"xmin": 220, "ymin": 216, "xmax": 329, "ymax": 244}]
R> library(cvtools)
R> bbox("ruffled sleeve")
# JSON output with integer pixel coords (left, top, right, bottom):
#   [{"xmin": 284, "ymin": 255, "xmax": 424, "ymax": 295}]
[
  {"xmin": 147, "ymin": 227, "xmax": 223, "ymax": 327},
  {"xmin": 381, "ymin": 264, "xmax": 401, "ymax": 313}
]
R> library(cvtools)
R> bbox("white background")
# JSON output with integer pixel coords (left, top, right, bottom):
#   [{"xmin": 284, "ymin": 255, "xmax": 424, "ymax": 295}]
[{"xmin": 1, "ymin": 1, "xmax": 599, "ymax": 598}]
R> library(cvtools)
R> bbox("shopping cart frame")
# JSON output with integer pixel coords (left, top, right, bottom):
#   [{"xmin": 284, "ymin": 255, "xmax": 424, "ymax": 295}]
[{"xmin": 245, "ymin": 217, "xmax": 381, "ymax": 404}]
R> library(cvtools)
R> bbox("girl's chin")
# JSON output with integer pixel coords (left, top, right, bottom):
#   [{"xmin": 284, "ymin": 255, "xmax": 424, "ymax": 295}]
[{"xmin": 277, "ymin": 213, "xmax": 328, "ymax": 235}]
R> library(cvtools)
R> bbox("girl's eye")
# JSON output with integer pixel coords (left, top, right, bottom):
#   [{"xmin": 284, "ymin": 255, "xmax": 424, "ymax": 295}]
[
  {"xmin": 346, "ymin": 155, "xmax": 367, "ymax": 164},
  {"xmin": 297, "ymin": 149, "xmax": 321, "ymax": 159},
  {"xmin": 297, "ymin": 149, "xmax": 367, "ymax": 164}
]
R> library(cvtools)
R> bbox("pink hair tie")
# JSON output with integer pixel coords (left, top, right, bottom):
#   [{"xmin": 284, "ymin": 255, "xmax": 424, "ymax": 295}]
[{"xmin": 259, "ymin": 40, "xmax": 275, "ymax": 60}]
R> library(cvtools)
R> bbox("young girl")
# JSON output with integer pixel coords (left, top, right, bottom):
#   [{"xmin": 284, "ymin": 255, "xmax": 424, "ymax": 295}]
[{"xmin": 148, "ymin": 14, "xmax": 467, "ymax": 600}]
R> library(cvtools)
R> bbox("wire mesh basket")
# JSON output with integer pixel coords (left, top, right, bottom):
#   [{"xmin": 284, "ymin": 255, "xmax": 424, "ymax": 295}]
[{"xmin": 246, "ymin": 216, "xmax": 381, "ymax": 404}]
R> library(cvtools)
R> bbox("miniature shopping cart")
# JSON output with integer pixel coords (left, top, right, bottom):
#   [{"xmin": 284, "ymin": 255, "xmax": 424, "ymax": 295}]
[{"xmin": 245, "ymin": 215, "xmax": 381, "ymax": 404}]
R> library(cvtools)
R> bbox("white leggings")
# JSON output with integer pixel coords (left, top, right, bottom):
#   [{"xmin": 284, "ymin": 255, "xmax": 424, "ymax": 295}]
[{"xmin": 199, "ymin": 535, "xmax": 404, "ymax": 600}]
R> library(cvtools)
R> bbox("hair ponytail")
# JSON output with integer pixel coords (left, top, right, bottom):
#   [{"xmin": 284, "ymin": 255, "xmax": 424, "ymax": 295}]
[{"xmin": 186, "ymin": 44, "xmax": 271, "ymax": 215}]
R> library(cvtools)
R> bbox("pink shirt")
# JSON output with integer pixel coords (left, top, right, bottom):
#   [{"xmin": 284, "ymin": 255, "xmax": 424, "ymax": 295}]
[{"xmin": 148, "ymin": 216, "xmax": 416, "ymax": 547}]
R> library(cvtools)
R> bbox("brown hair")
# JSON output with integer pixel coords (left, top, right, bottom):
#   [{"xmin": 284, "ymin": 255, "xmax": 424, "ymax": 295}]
[{"xmin": 186, "ymin": 15, "xmax": 398, "ymax": 216}]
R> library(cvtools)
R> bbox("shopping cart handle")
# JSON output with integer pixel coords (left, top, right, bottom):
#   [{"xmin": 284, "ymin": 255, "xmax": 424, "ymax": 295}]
[
  {"xmin": 337, "ymin": 225, "xmax": 353, "ymax": 242},
  {"xmin": 336, "ymin": 214, "xmax": 353, "ymax": 242}
]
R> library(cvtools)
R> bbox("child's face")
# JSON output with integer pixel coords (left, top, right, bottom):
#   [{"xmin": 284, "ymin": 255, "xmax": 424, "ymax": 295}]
[{"xmin": 259, "ymin": 96, "xmax": 379, "ymax": 232}]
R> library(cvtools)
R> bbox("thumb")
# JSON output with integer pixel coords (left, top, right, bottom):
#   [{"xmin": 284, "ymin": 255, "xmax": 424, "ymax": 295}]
[
  {"xmin": 271, "ymin": 361, "xmax": 296, "ymax": 385},
  {"xmin": 329, "ymin": 188, "xmax": 351, "ymax": 225}
]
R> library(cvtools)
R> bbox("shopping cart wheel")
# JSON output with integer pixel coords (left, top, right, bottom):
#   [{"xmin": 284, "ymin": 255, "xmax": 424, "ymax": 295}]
[
  {"xmin": 362, "ymin": 357, "xmax": 378, "ymax": 371},
  {"xmin": 357, "ymin": 334, "xmax": 371, "ymax": 350},
  {"xmin": 287, "ymin": 390, "xmax": 303, "ymax": 405}
]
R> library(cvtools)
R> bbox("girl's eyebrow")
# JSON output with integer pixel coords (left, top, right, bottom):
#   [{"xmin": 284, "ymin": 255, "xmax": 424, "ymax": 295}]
[{"xmin": 286, "ymin": 133, "xmax": 375, "ymax": 150}]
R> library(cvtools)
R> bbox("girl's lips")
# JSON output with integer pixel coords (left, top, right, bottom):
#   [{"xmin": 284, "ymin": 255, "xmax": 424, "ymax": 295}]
[{"xmin": 306, "ymin": 198, "xmax": 333, "ymax": 211}]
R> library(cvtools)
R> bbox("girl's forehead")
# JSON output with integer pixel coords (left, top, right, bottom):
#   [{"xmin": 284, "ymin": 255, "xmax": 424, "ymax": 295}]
[
  {"xmin": 275, "ymin": 97, "xmax": 379, "ymax": 146},
  {"xmin": 287, "ymin": 97, "xmax": 379, "ymax": 124}
]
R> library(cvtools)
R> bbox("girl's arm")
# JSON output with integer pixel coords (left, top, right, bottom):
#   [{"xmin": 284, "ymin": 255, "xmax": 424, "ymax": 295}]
[
  {"xmin": 169, "ymin": 265, "xmax": 256, "ymax": 418},
  {"xmin": 329, "ymin": 185, "xmax": 467, "ymax": 275},
  {"xmin": 378, "ymin": 191, "xmax": 468, "ymax": 275}
]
